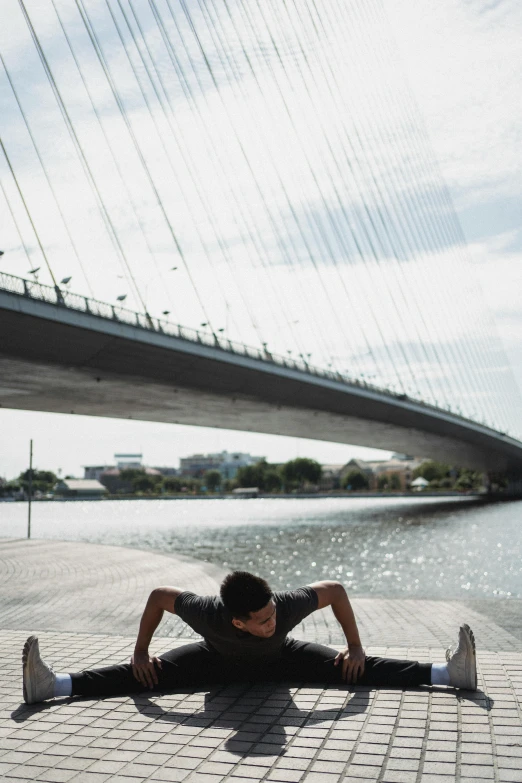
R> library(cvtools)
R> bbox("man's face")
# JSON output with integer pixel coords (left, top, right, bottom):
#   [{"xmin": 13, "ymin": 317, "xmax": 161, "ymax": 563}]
[{"xmin": 232, "ymin": 600, "xmax": 277, "ymax": 637}]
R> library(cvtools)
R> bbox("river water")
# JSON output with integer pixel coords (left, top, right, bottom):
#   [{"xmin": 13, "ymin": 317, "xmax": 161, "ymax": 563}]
[{"xmin": 1, "ymin": 496, "xmax": 521, "ymax": 599}]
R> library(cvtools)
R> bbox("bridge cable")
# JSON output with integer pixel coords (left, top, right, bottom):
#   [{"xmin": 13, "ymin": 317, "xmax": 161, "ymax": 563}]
[
  {"xmin": 137, "ymin": 0, "xmax": 313, "ymax": 359},
  {"xmin": 0, "ymin": 45, "xmax": 93, "ymax": 296},
  {"xmin": 144, "ymin": 0, "xmax": 313, "ymax": 360},
  {"xmin": 0, "ymin": 139, "xmax": 53, "ymax": 278},
  {"xmin": 186, "ymin": 0, "xmax": 376, "ymax": 379},
  {"xmin": 300, "ymin": 0, "xmax": 490, "ymax": 419},
  {"xmin": 345, "ymin": 0, "xmax": 508, "ymax": 425},
  {"xmin": 347, "ymin": 0, "xmax": 518, "ymax": 430},
  {"xmin": 159, "ymin": 0, "xmax": 350, "ymax": 369},
  {"xmin": 290, "ymin": 0, "xmax": 466, "ymax": 408},
  {"xmin": 14, "ymin": 0, "xmax": 143, "ymax": 310},
  {"xmin": 204, "ymin": 0, "xmax": 400, "ymax": 384},
  {"xmin": 49, "ymin": 0, "xmax": 179, "ymax": 319},
  {"xmin": 258, "ymin": 0, "xmax": 446, "ymax": 401},
  {"xmin": 189, "ymin": 0, "xmax": 396, "ymax": 387},
  {"xmin": 111, "ymin": 0, "xmax": 272, "ymax": 347},
  {"xmin": 235, "ymin": 0, "xmax": 428, "ymax": 395},
  {"xmin": 74, "ymin": 0, "xmax": 214, "ymax": 328}
]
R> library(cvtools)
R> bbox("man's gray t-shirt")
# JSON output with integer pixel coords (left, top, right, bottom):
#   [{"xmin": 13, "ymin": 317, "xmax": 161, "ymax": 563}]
[{"xmin": 175, "ymin": 586, "xmax": 318, "ymax": 660}]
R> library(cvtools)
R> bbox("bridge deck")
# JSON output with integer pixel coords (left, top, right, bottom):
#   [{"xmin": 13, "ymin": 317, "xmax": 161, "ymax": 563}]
[{"xmin": 2, "ymin": 284, "xmax": 522, "ymax": 473}]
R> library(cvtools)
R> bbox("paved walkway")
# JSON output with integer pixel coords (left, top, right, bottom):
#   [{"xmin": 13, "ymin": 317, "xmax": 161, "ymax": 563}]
[{"xmin": 1, "ymin": 540, "xmax": 521, "ymax": 783}]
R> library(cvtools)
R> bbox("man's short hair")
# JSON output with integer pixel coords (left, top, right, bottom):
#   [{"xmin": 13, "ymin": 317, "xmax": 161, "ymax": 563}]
[{"xmin": 220, "ymin": 571, "xmax": 273, "ymax": 619}]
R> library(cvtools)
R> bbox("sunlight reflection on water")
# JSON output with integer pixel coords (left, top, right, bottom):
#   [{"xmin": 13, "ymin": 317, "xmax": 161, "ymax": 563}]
[{"xmin": 1, "ymin": 496, "xmax": 521, "ymax": 598}]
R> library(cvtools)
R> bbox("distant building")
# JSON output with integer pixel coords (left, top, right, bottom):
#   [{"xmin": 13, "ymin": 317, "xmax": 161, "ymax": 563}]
[
  {"xmin": 366, "ymin": 456, "xmax": 425, "ymax": 490},
  {"xmin": 319, "ymin": 464, "xmax": 345, "ymax": 491},
  {"xmin": 410, "ymin": 476, "xmax": 429, "ymax": 491},
  {"xmin": 85, "ymin": 463, "xmax": 177, "ymax": 483},
  {"xmin": 84, "ymin": 454, "xmax": 176, "ymax": 492},
  {"xmin": 178, "ymin": 454, "xmax": 220, "ymax": 478},
  {"xmin": 97, "ymin": 468, "xmax": 126, "ymax": 494},
  {"xmin": 83, "ymin": 465, "xmax": 111, "ymax": 481},
  {"xmin": 323, "ymin": 455, "xmax": 426, "ymax": 491},
  {"xmin": 98, "ymin": 467, "xmax": 162, "ymax": 494},
  {"xmin": 114, "ymin": 453, "xmax": 143, "ymax": 469},
  {"xmin": 55, "ymin": 479, "xmax": 107, "ymax": 499},
  {"xmin": 344, "ymin": 458, "xmax": 374, "ymax": 477},
  {"xmin": 179, "ymin": 451, "xmax": 264, "ymax": 479},
  {"xmin": 152, "ymin": 467, "xmax": 179, "ymax": 477},
  {"xmin": 84, "ymin": 455, "xmax": 143, "ymax": 481},
  {"xmin": 83, "ymin": 454, "xmax": 143, "ymax": 481}
]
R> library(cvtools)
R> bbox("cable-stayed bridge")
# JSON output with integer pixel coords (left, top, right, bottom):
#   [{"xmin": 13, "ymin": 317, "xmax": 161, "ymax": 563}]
[
  {"xmin": 1, "ymin": 0, "xmax": 522, "ymax": 478},
  {"xmin": 2, "ymin": 271, "xmax": 522, "ymax": 477}
]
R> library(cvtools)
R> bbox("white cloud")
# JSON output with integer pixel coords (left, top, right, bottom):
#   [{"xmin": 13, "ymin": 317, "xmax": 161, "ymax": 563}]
[
  {"xmin": 385, "ymin": 0, "xmax": 522, "ymax": 205},
  {"xmin": 0, "ymin": 0, "xmax": 521, "ymax": 466}
]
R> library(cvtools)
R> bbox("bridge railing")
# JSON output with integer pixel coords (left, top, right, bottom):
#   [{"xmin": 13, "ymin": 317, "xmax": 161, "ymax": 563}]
[
  {"xmin": 0, "ymin": 270, "xmax": 379, "ymax": 379},
  {"xmin": 0, "ymin": 270, "xmax": 496, "ymax": 429}
]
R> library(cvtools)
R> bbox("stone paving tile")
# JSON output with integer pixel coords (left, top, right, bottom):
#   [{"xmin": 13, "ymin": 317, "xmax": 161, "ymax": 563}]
[
  {"xmin": 1, "ymin": 540, "xmax": 522, "ymax": 783},
  {"xmin": 2, "ymin": 538, "xmax": 522, "ymax": 651},
  {"xmin": 0, "ymin": 539, "xmax": 224, "ymax": 638}
]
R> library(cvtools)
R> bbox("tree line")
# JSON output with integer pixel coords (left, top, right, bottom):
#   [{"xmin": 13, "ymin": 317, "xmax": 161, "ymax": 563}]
[
  {"xmin": 117, "ymin": 459, "xmax": 323, "ymax": 495},
  {"xmin": 1, "ymin": 459, "xmax": 504, "ymax": 498},
  {"xmin": 343, "ymin": 461, "xmax": 493, "ymax": 492},
  {"xmin": 0, "ymin": 469, "xmax": 58, "ymax": 497}
]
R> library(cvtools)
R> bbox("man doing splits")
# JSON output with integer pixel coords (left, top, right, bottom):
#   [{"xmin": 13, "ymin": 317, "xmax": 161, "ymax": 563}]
[{"xmin": 22, "ymin": 571, "xmax": 477, "ymax": 704}]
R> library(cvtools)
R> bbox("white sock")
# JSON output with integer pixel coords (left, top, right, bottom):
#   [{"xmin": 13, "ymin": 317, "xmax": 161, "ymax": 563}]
[
  {"xmin": 54, "ymin": 673, "xmax": 72, "ymax": 698},
  {"xmin": 431, "ymin": 663, "xmax": 450, "ymax": 686}
]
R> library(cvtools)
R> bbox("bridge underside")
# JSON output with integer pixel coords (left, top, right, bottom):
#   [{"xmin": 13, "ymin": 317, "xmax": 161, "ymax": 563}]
[{"xmin": 1, "ymin": 293, "xmax": 522, "ymax": 474}]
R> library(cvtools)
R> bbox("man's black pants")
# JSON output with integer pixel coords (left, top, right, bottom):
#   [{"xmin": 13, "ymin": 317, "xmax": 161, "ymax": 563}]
[{"xmin": 70, "ymin": 639, "xmax": 432, "ymax": 698}]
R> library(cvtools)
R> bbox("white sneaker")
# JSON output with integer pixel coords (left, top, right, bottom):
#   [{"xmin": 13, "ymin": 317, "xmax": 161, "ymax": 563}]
[
  {"xmin": 22, "ymin": 636, "xmax": 56, "ymax": 704},
  {"xmin": 446, "ymin": 624, "xmax": 477, "ymax": 691}
]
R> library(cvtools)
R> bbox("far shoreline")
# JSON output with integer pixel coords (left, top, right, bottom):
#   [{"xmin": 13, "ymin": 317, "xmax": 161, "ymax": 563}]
[{"xmin": 23, "ymin": 490, "xmax": 492, "ymax": 502}]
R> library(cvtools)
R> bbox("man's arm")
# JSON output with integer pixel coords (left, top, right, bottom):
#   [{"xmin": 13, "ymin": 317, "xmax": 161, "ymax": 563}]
[
  {"xmin": 132, "ymin": 586, "xmax": 183, "ymax": 688},
  {"xmin": 309, "ymin": 580, "xmax": 365, "ymax": 683}
]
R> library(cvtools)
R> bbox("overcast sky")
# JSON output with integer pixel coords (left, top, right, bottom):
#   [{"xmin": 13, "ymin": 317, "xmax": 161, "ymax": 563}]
[{"xmin": 0, "ymin": 0, "xmax": 521, "ymax": 480}]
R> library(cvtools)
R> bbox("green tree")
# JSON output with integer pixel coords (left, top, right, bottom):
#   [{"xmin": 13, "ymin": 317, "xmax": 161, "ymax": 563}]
[
  {"xmin": 281, "ymin": 458, "xmax": 322, "ymax": 489},
  {"xmin": 343, "ymin": 469, "xmax": 370, "ymax": 491},
  {"xmin": 132, "ymin": 473, "xmax": 162, "ymax": 494},
  {"xmin": 389, "ymin": 473, "xmax": 401, "ymax": 490},
  {"xmin": 412, "ymin": 461, "xmax": 451, "ymax": 483},
  {"xmin": 182, "ymin": 478, "xmax": 202, "ymax": 494},
  {"xmin": 19, "ymin": 469, "xmax": 57, "ymax": 495},
  {"xmin": 488, "ymin": 472, "xmax": 508, "ymax": 491},
  {"xmin": 0, "ymin": 480, "xmax": 21, "ymax": 496},
  {"xmin": 163, "ymin": 477, "xmax": 182, "ymax": 494},
  {"xmin": 377, "ymin": 474, "xmax": 389, "ymax": 491},
  {"xmin": 264, "ymin": 469, "xmax": 282, "ymax": 493},
  {"xmin": 453, "ymin": 474, "xmax": 473, "ymax": 491},
  {"xmin": 453, "ymin": 470, "xmax": 482, "ymax": 491},
  {"xmin": 204, "ymin": 470, "xmax": 222, "ymax": 492},
  {"xmin": 237, "ymin": 460, "xmax": 269, "ymax": 489},
  {"xmin": 120, "ymin": 468, "xmax": 145, "ymax": 482}
]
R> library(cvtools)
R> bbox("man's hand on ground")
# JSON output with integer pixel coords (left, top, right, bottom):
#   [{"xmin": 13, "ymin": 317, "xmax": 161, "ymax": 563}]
[
  {"xmin": 131, "ymin": 650, "xmax": 162, "ymax": 688},
  {"xmin": 334, "ymin": 645, "xmax": 366, "ymax": 683}
]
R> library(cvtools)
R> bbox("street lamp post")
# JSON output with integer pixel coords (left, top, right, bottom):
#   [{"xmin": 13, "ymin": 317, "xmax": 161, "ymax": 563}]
[
  {"xmin": 142, "ymin": 268, "xmax": 178, "ymax": 325},
  {"xmin": 27, "ymin": 439, "xmax": 33, "ymax": 539}
]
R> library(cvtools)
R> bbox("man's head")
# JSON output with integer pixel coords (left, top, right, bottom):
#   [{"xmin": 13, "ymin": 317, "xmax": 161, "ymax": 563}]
[{"xmin": 220, "ymin": 571, "xmax": 276, "ymax": 637}]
